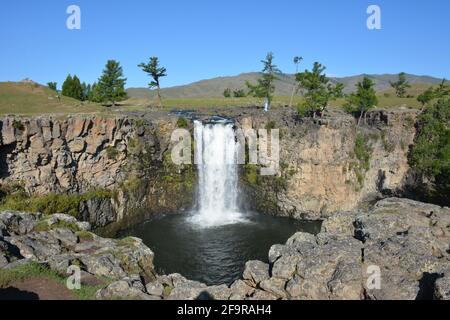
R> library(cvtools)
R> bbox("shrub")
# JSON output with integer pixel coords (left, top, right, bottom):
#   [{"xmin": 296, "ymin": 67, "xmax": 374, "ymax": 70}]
[
  {"xmin": 12, "ymin": 120, "xmax": 25, "ymax": 131},
  {"xmin": 176, "ymin": 117, "xmax": 189, "ymax": 129},
  {"xmin": 351, "ymin": 134, "xmax": 372, "ymax": 189},
  {"xmin": 106, "ymin": 146, "xmax": 119, "ymax": 160},
  {"xmin": 409, "ymin": 98, "xmax": 449, "ymax": 204}
]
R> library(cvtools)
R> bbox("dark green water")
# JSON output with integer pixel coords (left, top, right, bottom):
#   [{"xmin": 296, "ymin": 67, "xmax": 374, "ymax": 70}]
[{"xmin": 121, "ymin": 212, "xmax": 321, "ymax": 285}]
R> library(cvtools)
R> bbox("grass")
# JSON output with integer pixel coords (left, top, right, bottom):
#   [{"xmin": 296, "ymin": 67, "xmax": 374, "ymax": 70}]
[
  {"xmin": 0, "ymin": 82, "xmax": 104, "ymax": 115},
  {"xmin": 0, "ymin": 81, "xmax": 430, "ymax": 116},
  {"xmin": 0, "ymin": 188, "xmax": 115, "ymax": 217},
  {"xmin": 124, "ymin": 88, "xmax": 424, "ymax": 112},
  {"xmin": 0, "ymin": 262, "xmax": 104, "ymax": 300}
]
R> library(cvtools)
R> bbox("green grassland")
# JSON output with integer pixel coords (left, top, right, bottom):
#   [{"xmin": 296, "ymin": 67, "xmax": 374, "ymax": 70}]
[
  {"xmin": 0, "ymin": 81, "xmax": 104, "ymax": 115},
  {"xmin": 0, "ymin": 81, "xmax": 430, "ymax": 116}
]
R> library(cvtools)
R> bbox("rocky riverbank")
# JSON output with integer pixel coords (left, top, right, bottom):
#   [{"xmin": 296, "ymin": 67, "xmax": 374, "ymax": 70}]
[{"xmin": 1, "ymin": 197, "xmax": 448, "ymax": 300}]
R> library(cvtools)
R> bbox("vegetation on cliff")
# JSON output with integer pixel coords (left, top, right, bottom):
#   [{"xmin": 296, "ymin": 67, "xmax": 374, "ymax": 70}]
[
  {"xmin": 0, "ymin": 187, "xmax": 115, "ymax": 218},
  {"xmin": 409, "ymin": 97, "xmax": 450, "ymax": 204}
]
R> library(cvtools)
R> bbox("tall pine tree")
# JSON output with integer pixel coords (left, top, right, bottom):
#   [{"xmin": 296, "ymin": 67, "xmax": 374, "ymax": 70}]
[{"xmin": 97, "ymin": 60, "xmax": 128, "ymax": 106}]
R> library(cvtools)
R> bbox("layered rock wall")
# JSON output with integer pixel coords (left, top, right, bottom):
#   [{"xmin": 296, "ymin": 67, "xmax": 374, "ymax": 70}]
[{"xmin": 237, "ymin": 109, "xmax": 418, "ymax": 219}]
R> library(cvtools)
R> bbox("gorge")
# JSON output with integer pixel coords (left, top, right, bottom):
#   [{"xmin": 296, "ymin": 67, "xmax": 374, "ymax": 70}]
[{"xmin": 0, "ymin": 106, "xmax": 449, "ymax": 300}]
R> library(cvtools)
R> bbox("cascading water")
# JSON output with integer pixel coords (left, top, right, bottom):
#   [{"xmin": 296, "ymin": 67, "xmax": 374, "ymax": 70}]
[{"xmin": 189, "ymin": 120, "xmax": 246, "ymax": 227}]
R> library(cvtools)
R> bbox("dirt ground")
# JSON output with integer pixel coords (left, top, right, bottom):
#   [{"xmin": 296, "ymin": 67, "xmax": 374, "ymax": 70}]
[{"xmin": 0, "ymin": 277, "xmax": 76, "ymax": 300}]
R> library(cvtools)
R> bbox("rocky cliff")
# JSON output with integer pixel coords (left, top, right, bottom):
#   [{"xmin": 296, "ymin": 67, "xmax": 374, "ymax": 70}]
[
  {"xmin": 236, "ymin": 108, "xmax": 418, "ymax": 219},
  {"xmin": 0, "ymin": 115, "xmax": 195, "ymax": 231},
  {"xmin": 0, "ymin": 107, "xmax": 420, "ymax": 228}
]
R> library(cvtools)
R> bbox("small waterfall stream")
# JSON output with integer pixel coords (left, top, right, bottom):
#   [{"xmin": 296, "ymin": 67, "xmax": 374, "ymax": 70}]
[{"xmin": 189, "ymin": 120, "xmax": 246, "ymax": 227}]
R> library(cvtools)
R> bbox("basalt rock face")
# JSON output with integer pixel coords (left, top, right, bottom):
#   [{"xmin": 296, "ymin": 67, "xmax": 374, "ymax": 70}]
[
  {"xmin": 0, "ymin": 116, "xmax": 133, "ymax": 194},
  {"xmin": 236, "ymin": 109, "xmax": 418, "ymax": 219},
  {"xmin": 0, "ymin": 115, "xmax": 195, "ymax": 230}
]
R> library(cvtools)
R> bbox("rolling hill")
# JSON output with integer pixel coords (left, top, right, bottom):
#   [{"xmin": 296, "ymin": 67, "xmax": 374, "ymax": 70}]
[{"xmin": 127, "ymin": 73, "xmax": 446, "ymax": 99}]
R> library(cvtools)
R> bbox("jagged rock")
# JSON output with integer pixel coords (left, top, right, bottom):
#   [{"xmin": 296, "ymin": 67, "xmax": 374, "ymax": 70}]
[
  {"xmin": 271, "ymin": 254, "xmax": 300, "ymax": 280},
  {"xmin": 79, "ymin": 198, "xmax": 116, "ymax": 228},
  {"xmin": 287, "ymin": 235, "xmax": 363, "ymax": 300},
  {"xmin": 259, "ymin": 277, "xmax": 287, "ymax": 298},
  {"xmin": 268, "ymin": 244, "xmax": 297, "ymax": 264},
  {"xmin": 146, "ymin": 281, "xmax": 164, "ymax": 297},
  {"xmin": 229, "ymin": 280, "xmax": 255, "ymax": 300},
  {"xmin": 320, "ymin": 211, "xmax": 357, "ymax": 237},
  {"xmin": 357, "ymin": 198, "xmax": 450, "ymax": 300},
  {"xmin": 286, "ymin": 232, "xmax": 316, "ymax": 247},
  {"xmin": 0, "ymin": 211, "xmax": 39, "ymax": 236},
  {"xmin": 44, "ymin": 213, "xmax": 91, "ymax": 231},
  {"xmin": 435, "ymin": 274, "xmax": 450, "ymax": 300},
  {"xmin": 242, "ymin": 260, "xmax": 270, "ymax": 286},
  {"xmin": 96, "ymin": 279, "xmax": 155, "ymax": 300},
  {"xmin": 248, "ymin": 289, "xmax": 278, "ymax": 300},
  {"xmin": 167, "ymin": 279, "xmax": 208, "ymax": 300},
  {"xmin": 205, "ymin": 284, "xmax": 232, "ymax": 300},
  {"xmin": 68, "ymin": 138, "xmax": 85, "ymax": 153}
]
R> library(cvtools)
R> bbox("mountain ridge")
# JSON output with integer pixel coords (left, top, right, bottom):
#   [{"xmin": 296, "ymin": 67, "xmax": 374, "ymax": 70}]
[{"xmin": 127, "ymin": 72, "xmax": 447, "ymax": 99}]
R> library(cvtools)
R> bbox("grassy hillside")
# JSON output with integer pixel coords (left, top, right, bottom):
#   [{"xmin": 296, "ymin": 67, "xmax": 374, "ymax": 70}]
[
  {"xmin": 0, "ymin": 81, "xmax": 103, "ymax": 115},
  {"xmin": 0, "ymin": 78, "xmax": 441, "ymax": 116},
  {"xmin": 126, "ymin": 83, "xmax": 430, "ymax": 110},
  {"xmin": 127, "ymin": 73, "xmax": 446, "ymax": 99}
]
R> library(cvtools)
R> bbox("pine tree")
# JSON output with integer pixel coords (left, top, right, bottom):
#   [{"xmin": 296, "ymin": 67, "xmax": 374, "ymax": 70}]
[
  {"xmin": 390, "ymin": 72, "xmax": 411, "ymax": 98},
  {"xmin": 47, "ymin": 82, "xmax": 57, "ymax": 91},
  {"xmin": 296, "ymin": 62, "xmax": 344, "ymax": 118},
  {"xmin": 71, "ymin": 75, "xmax": 83, "ymax": 100},
  {"xmin": 138, "ymin": 57, "xmax": 167, "ymax": 107},
  {"xmin": 97, "ymin": 60, "xmax": 128, "ymax": 106},
  {"xmin": 61, "ymin": 75, "xmax": 74, "ymax": 97},
  {"xmin": 246, "ymin": 52, "xmax": 281, "ymax": 111},
  {"xmin": 344, "ymin": 77, "xmax": 378, "ymax": 125}
]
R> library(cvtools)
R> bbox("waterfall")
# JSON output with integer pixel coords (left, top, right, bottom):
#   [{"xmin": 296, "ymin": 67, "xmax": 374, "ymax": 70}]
[{"xmin": 189, "ymin": 120, "xmax": 246, "ymax": 227}]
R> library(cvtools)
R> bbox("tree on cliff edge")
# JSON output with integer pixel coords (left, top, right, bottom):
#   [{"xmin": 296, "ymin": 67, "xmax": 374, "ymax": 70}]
[
  {"xmin": 344, "ymin": 76, "xmax": 378, "ymax": 125},
  {"xmin": 246, "ymin": 52, "xmax": 281, "ymax": 112},
  {"xmin": 296, "ymin": 62, "xmax": 344, "ymax": 118},
  {"xmin": 138, "ymin": 57, "xmax": 167, "ymax": 107},
  {"xmin": 97, "ymin": 60, "xmax": 128, "ymax": 107}
]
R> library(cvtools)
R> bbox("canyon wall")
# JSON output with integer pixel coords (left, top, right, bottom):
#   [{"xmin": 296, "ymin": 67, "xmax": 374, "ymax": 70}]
[
  {"xmin": 237, "ymin": 108, "xmax": 418, "ymax": 219},
  {"xmin": 0, "ymin": 115, "xmax": 195, "ymax": 232},
  {"xmin": 0, "ymin": 107, "xmax": 419, "ymax": 228}
]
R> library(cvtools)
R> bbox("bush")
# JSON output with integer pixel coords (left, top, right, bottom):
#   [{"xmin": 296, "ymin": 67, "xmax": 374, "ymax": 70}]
[
  {"xmin": 351, "ymin": 134, "xmax": 372, "ymax": 189},
  {"xmin": 409, "ymin": 98, "xmax": 449, "ymax": 204},
  {"xmin": 176, "ymin": 117, "xmax": 189, "ymax": 129},
  {"xmin": 12, "ymin": 120, "xmax": 25, "ymax": 131},
  {"xmin": 106, "ymin": 146, "xmax": 119, "ymax": 160},
  {"xmin": 0, "ymin": 188, "xmax": 115, "ymax": 217}
]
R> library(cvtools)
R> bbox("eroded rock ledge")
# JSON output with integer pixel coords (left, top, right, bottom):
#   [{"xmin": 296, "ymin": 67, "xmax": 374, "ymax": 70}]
[{"xmin": 1, "ymin": 197, "xmax": 448, "ymax": 300}]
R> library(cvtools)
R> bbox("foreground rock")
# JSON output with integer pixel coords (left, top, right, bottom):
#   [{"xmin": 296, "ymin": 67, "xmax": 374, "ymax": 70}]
[
  {"xmin": 0, "ymin": 211, "xmax": 155, "ymax": 283},
  {"xmin": 1, "ymin": 197, "xmax": 449, "ymax": 300}
]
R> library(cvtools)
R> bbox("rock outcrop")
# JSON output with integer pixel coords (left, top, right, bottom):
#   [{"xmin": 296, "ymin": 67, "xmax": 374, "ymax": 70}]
[
  {"xmin": 237, "ymin": 109, "xmax": 418, "ymax": 219},
  {"xmin": 0, "ymin": 115, "xmax": 195, "ymax": 230},
  {"xmin": 1, "ymin": 197, "xmax": 448, "ymax": 300}
]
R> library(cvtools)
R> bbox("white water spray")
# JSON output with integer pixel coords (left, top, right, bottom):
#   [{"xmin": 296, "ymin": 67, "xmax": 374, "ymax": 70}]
[{"xmin": 190, "ymin": 120, "xmax": 246, "ymax": 227}]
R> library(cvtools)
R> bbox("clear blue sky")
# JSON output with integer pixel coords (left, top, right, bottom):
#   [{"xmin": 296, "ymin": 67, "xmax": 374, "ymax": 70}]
[{"xmin": 1, "ymin": 0, "xmax": 449, "ymax": 89}]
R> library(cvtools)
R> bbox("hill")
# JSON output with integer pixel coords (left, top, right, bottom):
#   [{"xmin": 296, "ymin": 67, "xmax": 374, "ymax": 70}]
[
  {"xmin": 0, "ymin": 81, "xmax": 103, "ymax": 115},
  {"xmin": 127, "ymin": 73, "xmax": 446, "ymax": 99}
]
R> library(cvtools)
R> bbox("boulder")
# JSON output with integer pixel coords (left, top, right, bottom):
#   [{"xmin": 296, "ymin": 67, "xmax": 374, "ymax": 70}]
[
  {"xmin": 242, "ymin": 260, "xmax": 270, "ymax": 286},
  {"xmin": 96, "ymin": 279, "xmax": 155, "ymax": 300}
]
